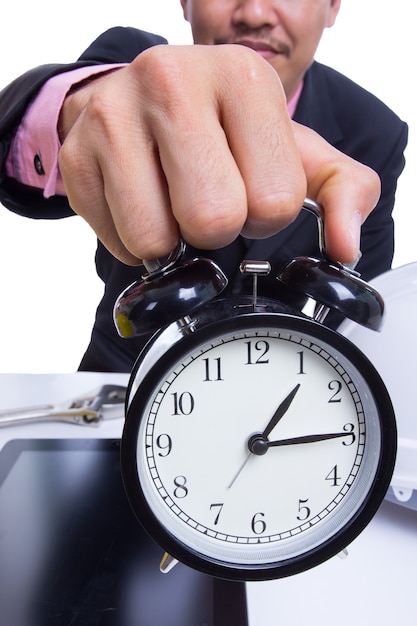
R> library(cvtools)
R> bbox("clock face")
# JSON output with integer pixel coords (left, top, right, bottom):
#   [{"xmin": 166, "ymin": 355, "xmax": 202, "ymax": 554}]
[{"xmin": 122, "ymin": 313, "xmax": 396, "ymax": 580}]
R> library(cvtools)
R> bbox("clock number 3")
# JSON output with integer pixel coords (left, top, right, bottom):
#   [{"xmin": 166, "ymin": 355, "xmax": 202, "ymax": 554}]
[{"xmin": 342, "ymin": 423, "xmax": 356, "ymax": 446}]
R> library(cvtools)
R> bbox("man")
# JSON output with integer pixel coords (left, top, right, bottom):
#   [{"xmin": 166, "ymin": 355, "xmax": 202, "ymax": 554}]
[
  {"xmin": 0, "ymin": 0, "xmax": 407, "ymax": 372},
  {"xmin": 0, "ymin": 4, "xmax": 407, "ymax": 622}
]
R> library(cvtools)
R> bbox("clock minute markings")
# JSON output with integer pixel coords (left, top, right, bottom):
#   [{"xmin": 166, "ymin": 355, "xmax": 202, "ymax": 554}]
[{"xmin": 227, "ymin": 383, "xmax": 301, "ymax": 489}]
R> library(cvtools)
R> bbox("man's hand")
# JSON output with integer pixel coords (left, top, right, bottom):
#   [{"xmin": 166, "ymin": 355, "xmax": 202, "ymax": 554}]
[{"xmin": 58, "ymin": 44, "xmax": 380, "ymax": 266}]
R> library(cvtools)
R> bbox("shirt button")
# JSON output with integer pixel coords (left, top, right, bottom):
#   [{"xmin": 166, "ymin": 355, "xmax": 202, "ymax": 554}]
[{"xmin": 34, "ymin": 153, "xmax": 45, "ymax": 175}]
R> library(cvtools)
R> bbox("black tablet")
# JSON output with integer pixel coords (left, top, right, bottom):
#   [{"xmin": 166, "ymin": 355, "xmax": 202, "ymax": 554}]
[{"xmin": 0, "ymin": 439, "xmax": 247, "ymax": 626}]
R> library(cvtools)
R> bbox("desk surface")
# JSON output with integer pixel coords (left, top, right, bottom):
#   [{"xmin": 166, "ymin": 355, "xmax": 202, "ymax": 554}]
[{"xmin": 0, "ymin": 373, "xmax": 416, "ymax": 626}]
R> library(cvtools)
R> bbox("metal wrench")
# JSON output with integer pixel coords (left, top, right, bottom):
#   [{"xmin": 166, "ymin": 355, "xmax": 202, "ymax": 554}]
[{"xmin": 0, "ymin": 384, "xmax": 126, "ymax": 427}]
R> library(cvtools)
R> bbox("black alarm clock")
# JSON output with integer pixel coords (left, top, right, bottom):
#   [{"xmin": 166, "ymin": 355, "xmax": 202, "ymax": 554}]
[{"xmin": 114, "ymin": 199, "xmax": 396, "ymax": 581}]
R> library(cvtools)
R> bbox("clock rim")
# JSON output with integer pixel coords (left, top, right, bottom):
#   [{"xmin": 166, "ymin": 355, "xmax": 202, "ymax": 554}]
[{"xmin": 121, "ymin": 311, "xmax": 397, "ymax": 581}]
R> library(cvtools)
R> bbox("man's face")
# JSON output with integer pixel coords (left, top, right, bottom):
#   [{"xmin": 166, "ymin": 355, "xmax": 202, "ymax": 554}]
[{"xmin": 180, "ymin": 0, "xmax": 341, "ymax": 99}]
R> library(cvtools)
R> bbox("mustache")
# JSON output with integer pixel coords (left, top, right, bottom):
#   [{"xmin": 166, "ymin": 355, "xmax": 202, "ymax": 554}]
[{"xmin": 214, "ymin": 28, "xmax": 291, "ymax": 57}]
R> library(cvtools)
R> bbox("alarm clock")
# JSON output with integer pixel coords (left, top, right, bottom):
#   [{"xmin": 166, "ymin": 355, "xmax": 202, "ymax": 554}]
[{"xmin": 114, "ymin": 200, "xmax": 396, "ymax": 581}]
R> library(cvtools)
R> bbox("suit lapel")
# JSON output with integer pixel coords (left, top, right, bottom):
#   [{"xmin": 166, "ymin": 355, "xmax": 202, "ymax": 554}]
[{"xmin": 293, "ymin": 61, "xmax": 343, "ymax": 145}]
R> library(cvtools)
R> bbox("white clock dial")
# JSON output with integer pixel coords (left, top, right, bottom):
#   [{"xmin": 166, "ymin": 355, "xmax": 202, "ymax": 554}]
[{"xmin": 122, "ymin": 313, "xmax": 394, "ymax": 580}]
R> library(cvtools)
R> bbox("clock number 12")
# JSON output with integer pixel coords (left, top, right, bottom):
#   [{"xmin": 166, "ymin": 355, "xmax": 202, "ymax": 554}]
[{"xmin": 245, "ymin": 340, "xmax": 270, "ymax": 365}]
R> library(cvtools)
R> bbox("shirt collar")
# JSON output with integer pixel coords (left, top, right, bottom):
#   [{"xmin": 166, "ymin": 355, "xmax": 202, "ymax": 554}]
[{"xmin": 286, "ymin": 80, "xmax": 304, "ymax": 118}]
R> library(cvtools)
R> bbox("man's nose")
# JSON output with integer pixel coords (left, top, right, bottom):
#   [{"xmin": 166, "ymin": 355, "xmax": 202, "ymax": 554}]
[{"xmin": 232, "ymin": 0, "xmax": 280, "ymax": 29}]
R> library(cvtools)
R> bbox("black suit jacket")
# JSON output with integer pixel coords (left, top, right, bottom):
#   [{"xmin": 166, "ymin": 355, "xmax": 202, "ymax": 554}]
[{"xmin": 0, "ymin": 27, "xmax": 408, "ymax": 372}]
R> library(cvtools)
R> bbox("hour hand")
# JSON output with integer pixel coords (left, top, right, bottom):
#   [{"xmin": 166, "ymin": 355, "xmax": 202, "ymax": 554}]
[{"xmin": 261, "ymin": 383, "xmax": 300, "ymax": 439}]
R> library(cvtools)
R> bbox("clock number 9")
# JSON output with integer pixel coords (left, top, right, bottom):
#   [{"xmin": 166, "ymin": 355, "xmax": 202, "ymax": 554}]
[{"xmin": 156, "ymin": 434, "xmax": 172, "ymax": 457}]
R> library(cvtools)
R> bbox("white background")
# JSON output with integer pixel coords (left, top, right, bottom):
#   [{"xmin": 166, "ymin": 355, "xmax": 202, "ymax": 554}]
[{"xmin": 0, "ymin": 0, "xmax": 415, "ymax": 373}]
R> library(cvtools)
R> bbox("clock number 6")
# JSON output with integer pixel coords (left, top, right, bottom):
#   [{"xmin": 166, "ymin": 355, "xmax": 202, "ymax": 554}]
[{"xmin": 251, "ymin": 512, "xmax": 267, "ymax": 534}]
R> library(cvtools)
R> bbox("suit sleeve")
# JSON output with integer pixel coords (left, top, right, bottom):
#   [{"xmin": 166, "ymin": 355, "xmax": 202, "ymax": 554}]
[{"xmin": 0, "ymin": 27, "xmax": 167, "ymax": 218}]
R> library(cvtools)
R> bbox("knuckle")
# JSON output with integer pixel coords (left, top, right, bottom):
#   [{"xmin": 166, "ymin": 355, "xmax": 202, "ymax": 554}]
[
  {"xmin": 219, "ymin": 45, "xmax": 284, "ymax": 99},
  {"xmin": 181, "ymin": 200, "xmax": 247, "ymax": 249},
  {"xmin": 119, "ymin": 217, "xmax": 180, "ymax": 262},
  {"xmin": 244, "ymin": 189, "xmax": 306, "ymax": 239},
  {"xmin": 132, "ymin": 47, "xmax": 195, "ymax": 122}
]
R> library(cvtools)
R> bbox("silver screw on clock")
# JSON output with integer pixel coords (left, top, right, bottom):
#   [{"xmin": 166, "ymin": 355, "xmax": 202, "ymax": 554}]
[{"xmin": 239, "ymin": 260, "xmax": 272, "ymax": 308}]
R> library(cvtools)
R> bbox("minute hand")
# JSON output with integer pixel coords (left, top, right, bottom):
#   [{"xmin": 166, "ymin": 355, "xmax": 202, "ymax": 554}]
[
  {"xmin": 266, "ymin": 432, "xmax": 349, "ymax": 447},
  {"xmin": 262, "ymin": 383, "xmax": 301, "ymax": 439}
]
